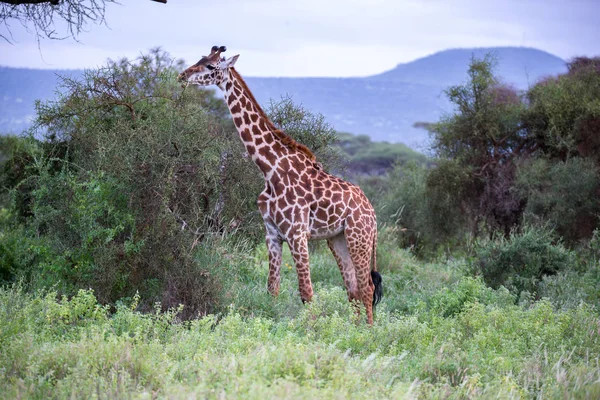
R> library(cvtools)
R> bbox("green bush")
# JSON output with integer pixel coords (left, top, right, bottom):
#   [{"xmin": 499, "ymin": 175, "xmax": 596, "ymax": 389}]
[
  {"xmin": 374, "ymin": 161, "xmax": 470, "ymax": 255},
  {"xmin": 516, "ymin": 157, "xmax": 600, "ymax": 242},
  {"xmin": 538, "ymin": 264, "xmax": 600, "ymax": 311},
  {"xmin": 426, "ymin": 276, "xmax": 515, "ymax": 318},
  {"xmin": 472, "ymin": 225, "xmax": 574, "ymax": 296},
  {"xmin": 376, "ymin": 162, "xmax": 429, "ymax": 249},
  {"xmin": 525, "ymin": 57, "xmax": 600, "ymax": 163},
  {"xmin": 536, "ymin": 229, "xmax": 600, "ymax": 310},
  {"xmin": 0, "ymin": 50, "xmax": 234, "ymax": 315}
]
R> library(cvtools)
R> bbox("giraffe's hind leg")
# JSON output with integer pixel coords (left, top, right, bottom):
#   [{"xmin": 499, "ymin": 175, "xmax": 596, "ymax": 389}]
[
  {"xmin": 327, "ymin": 233, "xmax": 359, "ymax": 304},
  {"xmin": 345, "ymin": 220, "xmax": 376, "ymax": 324},
  {"xmin": 266, "ymin": 233, "xmax": 283, "ymax": 296}
]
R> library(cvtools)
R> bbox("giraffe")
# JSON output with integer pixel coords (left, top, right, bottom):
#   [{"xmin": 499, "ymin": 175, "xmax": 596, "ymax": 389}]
[{"xmin": 178, "ymin": 46, "xmax": 383, "ymax": 324}]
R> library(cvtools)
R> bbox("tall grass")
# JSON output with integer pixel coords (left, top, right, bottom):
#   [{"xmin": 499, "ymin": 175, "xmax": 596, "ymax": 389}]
[{"xmin": 1, "ymin": 237, "xmax": 599, "ymax": 399}]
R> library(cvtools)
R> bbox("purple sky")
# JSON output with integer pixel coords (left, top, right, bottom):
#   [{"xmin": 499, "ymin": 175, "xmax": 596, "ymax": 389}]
[{"xmin": 1, "ymin": 0, "xmax": 598, "ymax": 77}]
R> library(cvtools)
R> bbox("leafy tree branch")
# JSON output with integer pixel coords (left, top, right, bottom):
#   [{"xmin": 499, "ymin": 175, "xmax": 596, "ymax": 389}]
[{"xmin": 1, "ymin": 0, "xmax": 165, "ymax": 44}]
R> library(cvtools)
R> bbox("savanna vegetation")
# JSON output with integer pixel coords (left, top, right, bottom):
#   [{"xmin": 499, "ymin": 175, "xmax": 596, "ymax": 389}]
[
  {"xmin": 334, "ymin": 132, "xmax": 428, "ymax": 176},
  {"xmin": 0, "ymin": 49, "xmax": 599, "ymax": 398}
]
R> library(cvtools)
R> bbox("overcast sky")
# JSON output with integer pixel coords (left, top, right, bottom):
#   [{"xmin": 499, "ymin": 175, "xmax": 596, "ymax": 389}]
[{"xmin": 1, "ymin": 0, "xmax": 598, "ymax": 77}]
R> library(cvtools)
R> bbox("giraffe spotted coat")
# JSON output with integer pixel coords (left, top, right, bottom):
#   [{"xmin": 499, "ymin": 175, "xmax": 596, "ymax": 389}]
[{"xmin": 178, "ymin": 46, "xmax": 383, "ymax": 324}]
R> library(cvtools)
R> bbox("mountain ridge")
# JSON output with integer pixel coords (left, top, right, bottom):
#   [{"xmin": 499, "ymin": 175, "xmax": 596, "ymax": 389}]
[
  {"xmin": 1, "ymin": 47, "xmax": 568, "ymax": 145},
  {"xmin": 370, "ymin": 46, "xmax": 566, "ymax": 87}
]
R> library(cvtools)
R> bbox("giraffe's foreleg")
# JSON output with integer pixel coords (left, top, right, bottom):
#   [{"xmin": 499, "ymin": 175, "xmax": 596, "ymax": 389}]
[{"xmin": 288, "ymin": 231, "xmax": 313, "ymax": 303}]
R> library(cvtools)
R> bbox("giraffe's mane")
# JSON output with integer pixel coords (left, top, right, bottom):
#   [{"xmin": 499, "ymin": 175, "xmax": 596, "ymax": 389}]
[{"xmin": 229, "ymin": 68, "xmax": 316, "ymax": 162}]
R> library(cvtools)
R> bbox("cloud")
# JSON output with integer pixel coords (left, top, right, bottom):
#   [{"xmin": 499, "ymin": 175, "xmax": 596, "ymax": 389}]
[{"xmin": 1, "ymin": 0, "xmax": 598, "ymax": 76}]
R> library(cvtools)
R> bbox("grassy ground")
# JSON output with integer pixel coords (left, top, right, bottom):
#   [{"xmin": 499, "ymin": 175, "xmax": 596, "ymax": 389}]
[{"xmin": 1, "ymin": 236, "xmax": 599, "ymax": 399}]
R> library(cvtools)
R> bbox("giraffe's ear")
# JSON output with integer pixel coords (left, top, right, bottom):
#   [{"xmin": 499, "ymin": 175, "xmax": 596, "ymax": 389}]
[{"xmin": 222, "ymin": 54, "xmax": 239, "ymax": 68}]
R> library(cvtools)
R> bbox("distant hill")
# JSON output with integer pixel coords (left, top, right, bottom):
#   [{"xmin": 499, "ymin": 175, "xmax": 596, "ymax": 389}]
[
  {"xmin": 369, "ymin": 47, "xmax": 567, "ymax": 88},
  {"xmin": 0, "ymin": 47, "xmax": 567, "ymax": 146}
]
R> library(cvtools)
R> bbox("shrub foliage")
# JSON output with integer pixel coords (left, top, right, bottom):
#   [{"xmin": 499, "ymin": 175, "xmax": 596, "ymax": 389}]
[
  {"xmin": 472, "ymin": 225, "xmax": 574, "ymax": 296},
  {"xmin": 0, "ymin": 49, "xmax": 340, "ymax": 317},
  {"xmin": 370, "ymin": 54, "xmax": 600, "ymax": 254}
]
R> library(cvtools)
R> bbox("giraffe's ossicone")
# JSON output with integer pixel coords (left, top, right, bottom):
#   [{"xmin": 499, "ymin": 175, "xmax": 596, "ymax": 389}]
[{"xmin": 178, "ymin": 46, "xmax": 383, "ymax": 324}]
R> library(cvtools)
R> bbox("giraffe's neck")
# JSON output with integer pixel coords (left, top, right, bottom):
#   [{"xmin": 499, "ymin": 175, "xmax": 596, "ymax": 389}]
[{"xmin": 223, "ymin": 68, "xmax": 284, "ymax": 177}]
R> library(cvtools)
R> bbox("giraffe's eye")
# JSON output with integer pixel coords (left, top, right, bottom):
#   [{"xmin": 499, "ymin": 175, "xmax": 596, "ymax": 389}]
[{"xmin": 206, "ymin": 64, "xmax": 216, "ymax": 71}]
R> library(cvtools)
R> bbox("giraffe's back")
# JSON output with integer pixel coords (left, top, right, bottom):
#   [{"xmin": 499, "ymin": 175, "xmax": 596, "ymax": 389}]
[
  {"xmin": 259, "ymin": 153, "xmax": 375, "ymax": 242},
  {"xmin": 307, "ymin": 171, "xmax": 376, "ymax": 240}
]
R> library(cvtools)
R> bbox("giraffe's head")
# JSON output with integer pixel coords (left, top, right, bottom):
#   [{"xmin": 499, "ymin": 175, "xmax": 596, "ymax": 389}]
[{"xmin": 177, "ymin": 45, "xmax": 239, "ymax": 89}]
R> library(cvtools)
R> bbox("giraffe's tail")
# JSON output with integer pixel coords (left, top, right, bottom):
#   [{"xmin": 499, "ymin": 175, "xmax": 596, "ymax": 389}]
[
  {"xmin": 371, "ymin": 231, "xmax": 383, "ymax": 306},
  {"xmin": 371, "ymin": 270, "xmax": 383, "ymax": 306}
]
